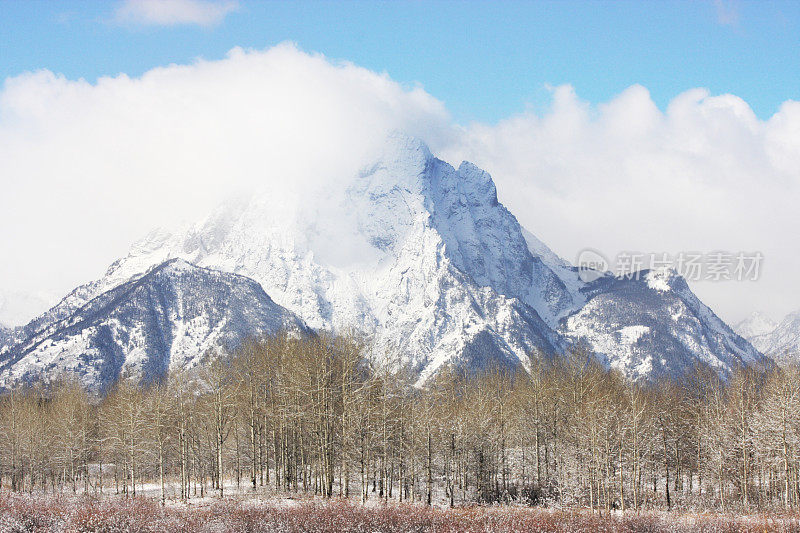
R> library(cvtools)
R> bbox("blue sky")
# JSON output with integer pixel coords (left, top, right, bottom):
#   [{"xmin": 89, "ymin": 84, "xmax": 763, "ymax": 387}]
[{"xmin": 1, "ymin": 0, "xmax": 798, "ymax": 123}]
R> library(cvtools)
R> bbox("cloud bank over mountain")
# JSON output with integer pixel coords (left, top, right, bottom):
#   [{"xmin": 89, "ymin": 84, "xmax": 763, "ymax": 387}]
[
  {"xmin": 1, "ymin": 43, "xmax": 798, "ymax": 325},
  {"xmin": 443, "ymin": 84, "xmax": 800, "ymax": 324}
]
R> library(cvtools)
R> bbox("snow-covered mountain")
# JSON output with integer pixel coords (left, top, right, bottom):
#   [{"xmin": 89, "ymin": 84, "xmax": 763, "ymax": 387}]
[
  {"xmin": 742, "ymin": 311, "xmax": 800, "ymax": 366},
  {"xmin": 736, "ymin": 312, "xmax": 778, "ymax": 340},
  {"xmin": 0, "ymin": 259, "xmax": 306, "ymax": 392},
  {"xmin": 0, "ymin": 324, "xmax": 10, "ymax": 349},
  {"xmin": 0, "ymin": 133, "xmax": 771, "ymax": 389},
  {"xmin": 563, "ymin": 270, "xmax": 768, "ymax": 380}
]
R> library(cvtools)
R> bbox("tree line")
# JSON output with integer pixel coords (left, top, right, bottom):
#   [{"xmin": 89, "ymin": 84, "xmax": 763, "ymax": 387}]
[{"xmin": 1, "ymin": 332, "xmax": 800, "ymax": 513}]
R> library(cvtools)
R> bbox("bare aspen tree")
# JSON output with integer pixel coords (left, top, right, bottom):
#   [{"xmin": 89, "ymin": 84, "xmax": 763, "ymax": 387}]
[
  {"xmin": 197, "ymin": 350, "xmax": 239, "ymax": 497},
  {"xmin": 4, "ymin": 331, "xmax": 800, "ymax": 514},
  {"xmin": 101, "ymin": 379, "xmax": 148, "ymax": 497}
]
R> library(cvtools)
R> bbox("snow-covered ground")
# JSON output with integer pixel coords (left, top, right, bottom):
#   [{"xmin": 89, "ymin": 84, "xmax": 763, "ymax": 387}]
[{"xmin": 1, "ymin": 488, "xmax": 799, "ymax": 533}]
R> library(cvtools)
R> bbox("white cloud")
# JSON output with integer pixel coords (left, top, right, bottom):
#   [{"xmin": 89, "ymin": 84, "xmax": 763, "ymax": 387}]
[
  {"xmin": 442, "ymin": 84, "xmax": 800, "ymax": 324},
  {"xmin": 714, "ymin": 0, "xmax": 740, "ymax": 27},
  {"xmin": 0, "ymin": 44, "xmax": 452, "ymax": 325},
  {"xmin": 1, "ymin": 43, "xmax": 798, "ymax": 326},
  {"xmin": 115, "ymin": 0, "xmax": 239, "ymax": 27}
]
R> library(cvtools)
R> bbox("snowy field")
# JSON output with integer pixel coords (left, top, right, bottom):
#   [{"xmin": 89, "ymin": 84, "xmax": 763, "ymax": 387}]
[{"xmin": 2, "ymin": 491, "xmax": 800, "ymax": 532}]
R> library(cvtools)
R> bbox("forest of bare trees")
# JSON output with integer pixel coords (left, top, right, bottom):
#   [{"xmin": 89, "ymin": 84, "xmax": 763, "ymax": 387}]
[{"xmin": 2, "ymin": 333, "xmax": 800, "ymax": 514}]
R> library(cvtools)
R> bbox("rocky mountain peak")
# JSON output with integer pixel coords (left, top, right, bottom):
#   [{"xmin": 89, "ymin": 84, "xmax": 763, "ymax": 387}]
[{"xmin": 0, "ymin": 133, "xmax": 772, "ymax": 390}]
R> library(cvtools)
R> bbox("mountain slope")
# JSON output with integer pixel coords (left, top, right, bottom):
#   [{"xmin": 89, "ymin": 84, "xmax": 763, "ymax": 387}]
[
  {"xmin": 746, "ymin": 311, "xmax": 800, "ymax": 366},
  {"xmin": 0, "ymin": 259, "xmax": 307, "ymax": 391},
  {"xmin": 736, "ymin": 312, "xmax": 778, "ymax": 339},
  {"xmin": 0, "ymin": 324, "xmax": 10, "ymax": 349},
  {"xmin": 561, "ymin": 269, "xmax": 770, "ymax": 380}
]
